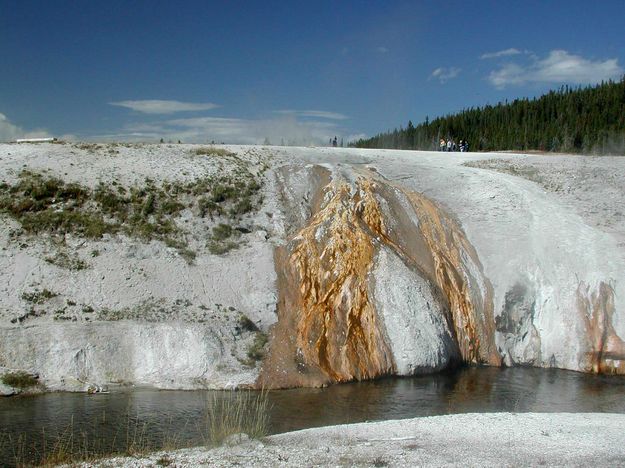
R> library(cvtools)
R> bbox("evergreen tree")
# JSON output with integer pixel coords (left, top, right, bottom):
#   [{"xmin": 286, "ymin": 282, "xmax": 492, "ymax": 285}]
[{"xmin": 353, "ymin": 77, "xmax": 625, "ymax": 155}]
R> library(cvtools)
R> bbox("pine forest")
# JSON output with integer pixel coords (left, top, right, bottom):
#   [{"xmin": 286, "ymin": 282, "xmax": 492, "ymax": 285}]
[{"xmin": 353, "ymin": 77, "xmax": 625, "ymax": 154}]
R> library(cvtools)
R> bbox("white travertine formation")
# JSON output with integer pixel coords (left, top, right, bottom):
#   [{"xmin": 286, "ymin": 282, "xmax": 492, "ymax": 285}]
[{"xmin": 1, "ymin": 143, "xmax": 624, "ymax": 392}]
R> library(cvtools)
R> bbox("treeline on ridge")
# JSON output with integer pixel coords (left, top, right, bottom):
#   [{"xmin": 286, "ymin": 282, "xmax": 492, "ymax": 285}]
[{"xmin": 353, "ymin": 77, "xmax": 625, "ymax": 154}]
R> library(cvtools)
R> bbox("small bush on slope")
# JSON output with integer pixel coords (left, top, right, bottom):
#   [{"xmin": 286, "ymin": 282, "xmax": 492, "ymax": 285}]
[{"xmin": 1, "ymin": 371, "xmax": 38, "ymax": 389}]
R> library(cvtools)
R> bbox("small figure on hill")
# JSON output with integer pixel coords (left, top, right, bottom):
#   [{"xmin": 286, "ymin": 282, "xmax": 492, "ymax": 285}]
[
  {"xmin": 446, "ymin": 139, "xmax": 453, "ymax": 152},
  {"xmin": 459, "ymin": 140, "xmax": 465, "ymax": 152},
  {"xmin": 332, "ymin": 136, "xmax": 338, "ymax": 147},
  {"xmin": 440, "ymin": 138, "xmax": 446, "ymax": 151}
]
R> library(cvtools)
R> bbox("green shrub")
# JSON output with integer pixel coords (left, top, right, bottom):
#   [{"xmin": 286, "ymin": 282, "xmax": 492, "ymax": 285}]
[
  {"xmin": 246, "ymin": 332, "xmax": 268, "ymax": 361},
  {"xmin": 1, "ymin": 371, "xmax": 38, "ymax": 389},
  {"xmin": 160, "ymin": 198, "xmax": 185, "ymax": 215},
  {"xmin": 45, "ymin": 251, "xmax": 88, "ymax": 270},
  {"xmin": 210, "ymin": 184, "xmax": 238, "ymax": 203},
  {"xmin": 212, "ymin": 223, "xmax": 233, "ymax": 241},
  {"xmin": 238, "ymin": 314, "xmax": 259, "ymax": 332},
  {"xmin": 160, "ymin": 239, "xmax": 197, "ymax": 264},
  {"xmin": 193, "ymin": 147, "xmax": 235, "ymax": 157},
  {"xmin": 94, "ymin": 184, "xmax": 128, "ymax": 217},
  {"xmin": 229, "ymin": 197, "xmax": 253, "ymax": 216},
  {"xmin": 207, "ymin": 240, "xmax": 239, "ymax": 255},
  {"xmin": 198, "ymin": 197, "xmax": 222, "ymax": 217},
  {"xmin": 21, "ymin": 289, "xmax": 58, "ymax": 304},
  {"xmin": 19, "ymin": 209, "xmax": 117, "ymax": 238}
]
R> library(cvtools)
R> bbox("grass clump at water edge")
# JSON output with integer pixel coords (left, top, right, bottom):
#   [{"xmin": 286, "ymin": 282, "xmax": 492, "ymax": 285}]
[
  {"xmin": 202, "ymin": 390, "xmax": 271, "ymax": 446},
  {"xmin": 1, "ymin": 390, "xmax": 271, "ymax": 466}
]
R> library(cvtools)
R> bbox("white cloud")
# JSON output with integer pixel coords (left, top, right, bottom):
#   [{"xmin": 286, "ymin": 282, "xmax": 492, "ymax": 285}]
[
  {"xmin": 430, "ymin": 67, "xmax": 461, "ymax": 83},
  {"xmin": 101, "ymin": 114, "xmax": 348, "ymax": 146},
  {"xmin": 376, "ymin": 46, "xmax": 389, "ymax": 54},
  {"xmin": 0, "ymin": 112, "xmax": 51, "ymax": 142},
  {"xmin": 480, "ymin": 48, "xmax": 523, "ymax": 60},
  {"xmin": 488, "ymin": 50, "xmax": 624, "ymax": 88},
  {"xmin": 109, "ymin": 100, "xmax": 219, "ymax": 114},
  {"xmin": 274, "ymin": 110, "xmax": 349, "ymax": 120}
]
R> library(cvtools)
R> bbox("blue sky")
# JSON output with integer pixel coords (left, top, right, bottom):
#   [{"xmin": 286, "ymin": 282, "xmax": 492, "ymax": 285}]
[{"xmin": 1, "ymin": 0, "xmax": 624, "ymax": 144}]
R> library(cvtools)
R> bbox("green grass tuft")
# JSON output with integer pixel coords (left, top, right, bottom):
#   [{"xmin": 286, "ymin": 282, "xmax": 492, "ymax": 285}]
[
  {"xmin": 192, "ymin": 146, "xmax": 235, "ymax": 157},
  {"xmin": 21, "ymin": 288, "xmax": 58, "ymax": 304},
  {"xmin": 246, "ymin": 332, "xmax": 269, "ymax": 362},
  {"xmin": 1, "ymin": 371, "xmax": 38, "ymax": 389},
  {"xmin": 45, "ymin": 251, "xmax": 88, "ymax": 270},
  {"xmin": 202, "ymin": 390, "xmax": 270, "ymax": 446}
]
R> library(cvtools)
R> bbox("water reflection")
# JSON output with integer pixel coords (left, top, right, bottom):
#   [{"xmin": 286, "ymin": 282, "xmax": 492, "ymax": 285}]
[{"xmin": 1, "ymin": 367, "xmax": 624, "ymax": 466}]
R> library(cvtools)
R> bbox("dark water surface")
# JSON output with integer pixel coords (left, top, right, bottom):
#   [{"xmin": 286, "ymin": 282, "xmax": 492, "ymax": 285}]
[{"xmin": 1, "ymin": 367, "xmax": 624, "ymax": 465}]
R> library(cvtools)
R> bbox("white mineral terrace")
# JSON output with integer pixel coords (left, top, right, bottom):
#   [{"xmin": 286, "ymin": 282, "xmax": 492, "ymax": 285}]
[{"xmin": 1, "ymin": 142, "xmax": 624, "ymax": 394}]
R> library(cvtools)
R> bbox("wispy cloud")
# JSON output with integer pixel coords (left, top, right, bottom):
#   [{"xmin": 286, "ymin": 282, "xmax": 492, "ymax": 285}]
[
  {"xmin": 274, "ymin": 110, "xmax": 349, "ymax": 120},
  {"xmin": 345, "ymin": 133, "xmax": 368, "ymax": 144},
  {"xmin": 376, "ymin": 46, "xmax": 389, "ymax": 54},
  {"xmin": 430, "ymin": 67, "xmax": 461, "ymax": 83},
  {"xmin": 109, "ymin": 100, "xmax": 219, "ymax": 114},
  {"xmin": 488, "ymin": 50, "xmax": 624, "ymax": 88},
  {"xmin": 0, "ymin": 112, "xmax": 51, "ymax": 142},
  {"xmin": 480, "ymin": 48, "xmax": 523, "ymax": 60},
  {"xmin": 100, "ymin": 114, "xmax": 348, "ymax": 146}
]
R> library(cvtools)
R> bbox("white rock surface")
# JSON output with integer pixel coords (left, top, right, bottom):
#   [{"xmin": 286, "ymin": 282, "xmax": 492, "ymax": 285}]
[
  {"xmin": 80, "ymin": 413, "xmax": 625, "ymax": 467},
  {"xmin": 372, "ymin": 247, "xmax": 457, "ymax": 374},
  {"xmin": 0, "ymin": 322, "xmax": 260, "ymax": 390}
]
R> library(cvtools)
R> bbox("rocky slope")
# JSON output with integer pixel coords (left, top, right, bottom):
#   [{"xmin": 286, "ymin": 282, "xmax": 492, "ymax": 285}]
[{"xmin": 1, "ymin": 143, "xmax": 624, "ymax": 393}]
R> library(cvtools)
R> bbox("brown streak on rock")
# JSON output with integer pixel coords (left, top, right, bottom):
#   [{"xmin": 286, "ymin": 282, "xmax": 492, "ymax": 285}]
[
  {"xmin": 577, "ymin": 281, "xmax": 625, "ymax": 374},
  {"xmin": 258, "ymin": 176, "xmax": 395, "ymax": 388},
  {"xmin": 401, "ymin": 192, "xmax": 500, "ymax": 366}
]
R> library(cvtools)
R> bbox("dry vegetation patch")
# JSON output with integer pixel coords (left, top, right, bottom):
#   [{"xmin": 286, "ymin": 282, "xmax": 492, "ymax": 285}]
[
  {"xmin": 0, "ymin": 162, "xmax": 265, "ymax": 262},
  {"xmin": 192, "ymin": 146, "xmax": 236, "ymax": 157},
  {"xmin": 1, "ymin": 370, "xmax": 38, "ymax": 389}
]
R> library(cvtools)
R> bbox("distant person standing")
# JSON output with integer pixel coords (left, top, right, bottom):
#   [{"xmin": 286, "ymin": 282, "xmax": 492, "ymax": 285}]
[
  {"xmin": 332, "ymin": 136, "xmax": 338, "ymax": 147},
  {"xmin": 447, "ymin": 139, "xmax": 453, "ymax": 152},
  {"xmin": 459, "ymin": 139, "xmax": 465, "ymax": 152},
  {"xmin": 440, "ymin": 138, "xmax": 446, "ymax": 152}
]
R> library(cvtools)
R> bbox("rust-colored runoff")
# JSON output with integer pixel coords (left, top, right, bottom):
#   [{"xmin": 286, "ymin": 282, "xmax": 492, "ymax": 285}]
[
  {"xmin": 258, "ymin": 177, "xmax": 396, "ymax": 388},
  {"xmin": 577, "ymin": 281, "xmax": 625, "ymax": 374},
  {"xmin": 403, "ymin": 191, "xmax": 500, "ymax": 366},
  {"xmin": 289, "ymin": 178, "xmax": 394, "ymax": 385},
  {"xmin": 258, "ymin": 168, "xmax": 499, "ymax": 389}
]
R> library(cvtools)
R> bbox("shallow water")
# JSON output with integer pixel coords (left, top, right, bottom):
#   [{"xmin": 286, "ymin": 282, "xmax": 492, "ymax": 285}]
[{"xmin": 1, "ymin": 367, "xmax": 624, "ymax": 465}]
